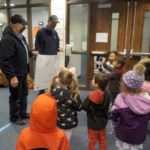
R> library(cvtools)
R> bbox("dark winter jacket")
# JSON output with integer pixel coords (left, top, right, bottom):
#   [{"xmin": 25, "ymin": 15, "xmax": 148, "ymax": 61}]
[
  {"xmin": 112, "ymin": 93, "xmax": 150, "ymax": 145},
  {"xmin": 51, "ymin": 86, "xmax": 82, "ymax": 129},
  {"xmin": 104, "ymin": 64, "xmax": 122, "ymax": 95},
  {"xmin": 35, "ymin": 28, "xmax": 59, "ymax": 55},
  {"xmin": 83, "ymin": 89, "xmax": 110, "ymax": 130},
  {"xmin": 0, "ymin": 26, "xmax": 30, "ymax": 79}
]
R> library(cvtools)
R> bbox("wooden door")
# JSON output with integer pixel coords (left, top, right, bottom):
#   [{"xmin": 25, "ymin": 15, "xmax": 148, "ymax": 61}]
[
  {"xmin": 88, "ymin": 0, "xmax": 150, "ymax": 87},
  {"xmin": 88, "ymin": 0, "xmax": 128, "ymax": 83},
  {"xmin": 126, "ymin": 0, "xmax": 150, "ymax": 69}
]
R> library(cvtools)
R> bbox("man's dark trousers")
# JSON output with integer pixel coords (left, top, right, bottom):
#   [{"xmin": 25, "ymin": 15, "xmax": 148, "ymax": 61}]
[{"xmin": 9, "ymin": 76, "xmax": 28, "ymax": 122}]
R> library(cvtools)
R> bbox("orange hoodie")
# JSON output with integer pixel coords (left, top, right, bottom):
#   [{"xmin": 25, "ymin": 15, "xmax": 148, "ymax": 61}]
[{"xmin": 16, "ymin": 94, "xmax": 70, "ymax": 150}]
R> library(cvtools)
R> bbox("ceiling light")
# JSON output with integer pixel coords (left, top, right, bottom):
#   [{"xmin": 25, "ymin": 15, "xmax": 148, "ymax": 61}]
[{"xmin": 10, "ymin": 3, "xmax": 15, "ymax": 6}]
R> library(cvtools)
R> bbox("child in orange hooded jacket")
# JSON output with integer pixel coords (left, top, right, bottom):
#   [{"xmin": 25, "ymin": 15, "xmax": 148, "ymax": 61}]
[{"xmin": 16, "ymin": 94, "xmax": 70, "ymax": 150}]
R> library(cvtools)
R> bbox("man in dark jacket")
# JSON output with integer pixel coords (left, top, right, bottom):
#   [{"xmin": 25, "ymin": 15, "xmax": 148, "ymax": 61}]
[
  {"xmin": 0, "ymin": 14, "xmax": 37, "ymax": 125},
  {"xmin": 34, "ymin": 15, "xmax": 60, "ymax": 95}
]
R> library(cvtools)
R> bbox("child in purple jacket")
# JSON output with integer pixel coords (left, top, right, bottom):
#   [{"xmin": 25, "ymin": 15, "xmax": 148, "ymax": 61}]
[{"xmin": 111, "ymin": 63, "xmax": 150, "ymax": 150}]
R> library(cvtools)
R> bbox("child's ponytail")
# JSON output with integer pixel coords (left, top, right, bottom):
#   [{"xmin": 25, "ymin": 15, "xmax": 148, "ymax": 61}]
[
  {"xmin": 49, "ymin": 75, "xmax": 59, "ymax": 94},
  {"xmin": 133, "ymin": 63, "xmax": 146, "ymax": 74}
]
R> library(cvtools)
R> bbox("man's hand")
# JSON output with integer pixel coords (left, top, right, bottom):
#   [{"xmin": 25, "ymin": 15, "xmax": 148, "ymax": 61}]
[
  {"xmin": 10, "ymin": 76, "xmax": 19, "ymax": 88},
  {"xmin": 32, "ymin": 50, "xmax": 39, "ymax": 56}
]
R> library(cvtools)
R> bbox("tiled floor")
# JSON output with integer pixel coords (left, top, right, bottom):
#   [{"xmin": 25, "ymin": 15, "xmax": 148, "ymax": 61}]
[{"xmin": 0, "ymin": 87, "xmax": 150, "ymax": 150}]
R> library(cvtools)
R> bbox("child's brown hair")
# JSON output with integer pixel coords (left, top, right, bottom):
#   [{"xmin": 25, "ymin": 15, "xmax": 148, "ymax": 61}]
[
  {"xmin": 106, "ymin": 51, "xmax": 118, "ymax": 60},
  {"xmin": 116, "ymin": 56, "xmax": 125, "ymax": 68},
  {"xmin": 94, "ymin": 73, "xmax": 108, "ymax": 90}
]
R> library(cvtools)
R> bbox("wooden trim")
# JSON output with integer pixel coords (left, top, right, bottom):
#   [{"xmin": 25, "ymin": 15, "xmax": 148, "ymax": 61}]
[
  {"xmin": 67, "ymin": 0, "xmax": 89, "ymax": 4},
  {"xmin": 132, "ymin": 0, "xmax": 150, "ymax": 52},
  {"xmin": 66, "ymin": 4, "xmax": 70, "ymax": 44},
  {"xmin": 126, "ymin": 1, "xmax": 134, "ymax": 54},
  {"xmin": 27, "ymin": 1, "xmax": 32, "ymax": 49},
  {"xmin": 86, "ymin": 2, "xmax": 91, "ymax": 88},
  {"xmin": 71, "ymin": 51, "xmax": 87, "ymax": 54},
  {"xmin": 67, "ymin": 0, "xmax": 112, "ymax": 3}
]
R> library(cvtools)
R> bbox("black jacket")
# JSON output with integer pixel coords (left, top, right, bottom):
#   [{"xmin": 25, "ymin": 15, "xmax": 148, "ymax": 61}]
[
  {"xmin": 52, "ymin": 86, "xmax": 82, "ymax": 129},
  {"xmin": 0, "ymin": 26, "xmax": 30, "ymax": 79},
  {"xmin": 104, "ymin": 64, "xmax": 122, "ymax": 94},
  {"xmin": 83, "ymin": 90, "xmax": 110, "ymax": 130},
  {"xmin": 35, "ymin": 28, "xmax": 59, "ymax": 55}
]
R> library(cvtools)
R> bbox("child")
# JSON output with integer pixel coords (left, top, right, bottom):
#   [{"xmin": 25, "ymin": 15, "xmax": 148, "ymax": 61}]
[
  {"xmin": 50, "ymin": 69, "xmax": 82, "ymax": 142},
  {"xmin": 95, "ymin": 51, "xmax": 118, "ymax": 73},
  {"xmin": 16, "ymin": 94, "xmax": 70, "ymax": 150},
  {"xmin": 105, "ymin": 51, "xmax": 118, "ymax": 69},
  {"xmin": 83, "ymin": 73, "xmax": 110, "ymax": 150},
  {"xmin": 111, "ymin": 63, "xmax": 150, "ymax": 150},
  {"xmin": 105, "ymin": 56, "xmax": 125, "ymax": 106},
  {"xmin": 139, "ymin": 58, "xmax": 150, "ymax": 94}
]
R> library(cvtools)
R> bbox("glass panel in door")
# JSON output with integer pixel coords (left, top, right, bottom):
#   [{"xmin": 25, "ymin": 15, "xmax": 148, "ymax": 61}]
[
  {"xmin": 10, "ymin": 0, "xmax": 26, "ymax": 5},
  {"xmin": 69, "ymin": 54, "xmax": 87, "ymax": 85},
  {"xmin": 0, "ymin": 9, "xmax": 8, "ymax": 39},
  {"xmin": 69, "ymin": 4, "xmax": 88, "ymax": 52},
  {"xmin": 68, "ymin": 4, "xmax": 89, "ymax": 86},
  {"xmin": 141, "ymin": 11, "xmax": 150, "ymax": 53},
  {"xmin": 0, "ymin": 0, "xmax": 6, "ymax": 6}
]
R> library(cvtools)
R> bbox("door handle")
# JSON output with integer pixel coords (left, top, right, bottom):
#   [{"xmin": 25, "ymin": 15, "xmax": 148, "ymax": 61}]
[
  {"xmin": 119, "ymin": 49, "xmax": 127, "ymax": 58},
  {"xmin": 130, "ymin": 49, "xmax": 150, "ymax": 58},
  {"xmin": 91, "ymin": 50, "xmax": 127, "ymax": 57}
]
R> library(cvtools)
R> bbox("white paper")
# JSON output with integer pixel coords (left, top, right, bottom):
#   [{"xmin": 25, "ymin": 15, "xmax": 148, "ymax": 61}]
[
  {"xmin": 65, "ymin": 44, "xmax": 72, "ymax": 56},
  {"xmin": 34, "ymin": 54, "xmax": 64, "ymax": 91},
  {"xmin": 96, "ymin": 33, "xmax": 108, "ymax": 43}
]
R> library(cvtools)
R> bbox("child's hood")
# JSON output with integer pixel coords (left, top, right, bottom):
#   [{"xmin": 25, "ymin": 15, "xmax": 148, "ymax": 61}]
[
  {"xmin": 89, "ymin": 89, "xmax": 104, "ymax": 104},
  {"xmin": 112, "ymin": 93, "xmax": 150, "ymax": 115},
  {"xmin": 142, "ymin": 81, "xmax": 150, "ymax": 94},
  {"xmin": 30, "ymin": 94, "xmax": 57, "ymax": 133}
]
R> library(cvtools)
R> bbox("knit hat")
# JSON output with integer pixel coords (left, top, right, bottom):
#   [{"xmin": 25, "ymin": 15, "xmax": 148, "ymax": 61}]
[{"xmin": 122, "ymin": 64, "xmax": 145, "ymax": 89}]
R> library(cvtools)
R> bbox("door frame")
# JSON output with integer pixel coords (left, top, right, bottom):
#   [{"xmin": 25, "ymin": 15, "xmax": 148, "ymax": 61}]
[{"xmin": 66, "ymin": 0, "xmax": 150, "ymax": 89}]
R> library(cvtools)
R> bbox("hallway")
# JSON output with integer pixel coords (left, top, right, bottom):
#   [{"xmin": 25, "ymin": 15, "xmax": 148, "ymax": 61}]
[{"xmin": 0, "ymin": 87, "xmax": 150, "ymax": 150}]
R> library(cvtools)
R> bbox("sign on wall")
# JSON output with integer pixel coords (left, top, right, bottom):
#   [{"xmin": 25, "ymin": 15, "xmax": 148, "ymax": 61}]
[{"xmin": 96, "ymin": 32, "xmax": 108, "ymax": 43}]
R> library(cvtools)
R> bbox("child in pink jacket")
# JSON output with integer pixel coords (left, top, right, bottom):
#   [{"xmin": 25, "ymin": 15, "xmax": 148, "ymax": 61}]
[{"xmin": 111, "ymin": 63, "xmax": 150, "ymax": 150}]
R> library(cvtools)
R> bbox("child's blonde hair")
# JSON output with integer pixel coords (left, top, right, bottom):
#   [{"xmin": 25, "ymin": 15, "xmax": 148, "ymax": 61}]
[
  {"xmin": 69, "ymin": 77, "xmax": 80, "ymax": 101},
  {"xmin": 49, "ymin": 75, "xmax": 59, "ymax": 94},
  {"xmin": 68, "ymin": 67, "xmax": 77, "ymax": 77},
  {"xmin": 58, "ymin": 69, "xmax": 73, "ymax": 87},
  {"xmin": 49, "ymin": 68, "xmax": 79, "ymax": 101}
]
